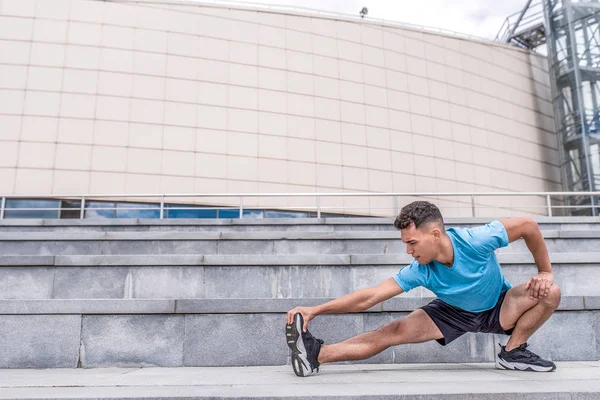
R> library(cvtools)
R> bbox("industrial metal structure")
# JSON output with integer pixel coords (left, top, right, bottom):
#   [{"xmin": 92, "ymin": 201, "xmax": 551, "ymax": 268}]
[{"xmin": 498, "ymin": 0, "xmax": 600, "ymax": 215}]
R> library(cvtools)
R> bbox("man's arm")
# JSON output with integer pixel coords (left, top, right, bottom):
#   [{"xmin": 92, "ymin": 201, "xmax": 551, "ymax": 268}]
[
  {"xmin": 286, "ymin": 277, "xmax": 404, "ymax": 332},
  {"xmin": 499, "ymin": 217, "xmax": 553, "ymax": 300}
]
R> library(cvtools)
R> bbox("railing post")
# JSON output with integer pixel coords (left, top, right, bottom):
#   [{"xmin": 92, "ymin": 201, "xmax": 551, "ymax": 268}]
[
  {"xmin": 546, "ymin": 194, "xmax": 553, "ymax": 217},
  {"xmin": 239, "ymin": 196, "xmax": 244, "ymax": 219},
  {"xmin": 0, "ymin": 197, "xmax": 5, "ymax": 220},
  {"xmin": 159, "ymin": 196, "xmax": 165, "ymax": 219},
  {"xmin": 80, "ymin": 197, "xmax": 86, "ymax": 219},
  {"xmin": 471, "ymin": 195, "xmax": 476, "ymax": 217},
  {"xmin": 393, "ymin": 195, "xmax": 399, "ymax": 216},
  {"xmin": 317, "ymin": 195, "xmax": 321, "ymax": 219}
]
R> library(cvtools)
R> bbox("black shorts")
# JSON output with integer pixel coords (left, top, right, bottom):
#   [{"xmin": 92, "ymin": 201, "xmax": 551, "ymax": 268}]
[{"xmin": 421, "ymin": 291, "xmax": 514, "ymax": 346}]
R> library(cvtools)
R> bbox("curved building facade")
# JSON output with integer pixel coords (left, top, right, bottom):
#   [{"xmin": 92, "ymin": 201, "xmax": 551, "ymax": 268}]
[{"xmin": 0, "ymin": 0, "xmax": 559, "ymax": 217}]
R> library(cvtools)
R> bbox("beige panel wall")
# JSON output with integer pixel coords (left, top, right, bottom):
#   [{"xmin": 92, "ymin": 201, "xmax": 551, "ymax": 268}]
[{"xmin": 0, "ymin": 0, "xmax": 559, "ymax": 217}]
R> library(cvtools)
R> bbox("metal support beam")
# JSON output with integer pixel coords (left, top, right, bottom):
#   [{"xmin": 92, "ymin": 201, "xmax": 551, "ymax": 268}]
[
  {"xmin": 317, "ymin": 195, "xmax": 321, "ymax": 219},
  {"xmin": 80, "ymin": 197, "xmax": 86, "ymax": 219},
  {"xmin": 508, "ymin": 0, "xmax": 535, "ymax": 39}
]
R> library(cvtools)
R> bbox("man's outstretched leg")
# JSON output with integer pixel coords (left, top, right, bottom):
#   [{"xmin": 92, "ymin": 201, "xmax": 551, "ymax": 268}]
[
  {"xmin": 286, "ymin": 309, "xmax": 443, "ymax": 376},
  {"xmin": 496, "ymin": 283, "xmax": 561, "ymax": 372}
]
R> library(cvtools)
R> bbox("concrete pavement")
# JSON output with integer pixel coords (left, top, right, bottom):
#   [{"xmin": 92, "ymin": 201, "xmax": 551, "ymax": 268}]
[{"xmin": 0, "ymin": 362, "xmax": 599, "ymax": 399}]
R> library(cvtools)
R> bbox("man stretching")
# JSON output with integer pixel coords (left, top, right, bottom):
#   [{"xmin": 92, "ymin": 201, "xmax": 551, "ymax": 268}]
[{"xmin": 285, "ymin": 201, "xmax": 560, "ymax": 376}]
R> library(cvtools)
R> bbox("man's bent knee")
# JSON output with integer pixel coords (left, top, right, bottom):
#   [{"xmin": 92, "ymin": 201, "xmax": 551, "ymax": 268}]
[{"xmin": 542, "ymin": 284, "xmax": 561, "ymax": 308}]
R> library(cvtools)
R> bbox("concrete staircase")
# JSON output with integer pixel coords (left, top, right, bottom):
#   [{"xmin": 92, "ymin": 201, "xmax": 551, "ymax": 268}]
[{"xmin": 1, "ymin": 217, "xmax": 599, "ymax": 369}]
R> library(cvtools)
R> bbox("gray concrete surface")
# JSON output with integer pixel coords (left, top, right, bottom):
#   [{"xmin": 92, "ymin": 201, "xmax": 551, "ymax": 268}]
[
  {"xmin": 0, "ymin": 296, "xmax": 593, "ymax": 314},
  {"xmin": 1, "ymin": 261, "xmax": 599, "ymax": 299},
  {"xmin": 0, "ymin": 215, "xmax": 598, "ymax": 226},
  {"xmin": 0, "ymin": 310, "xmax": 598, "ymax": 368},
  {"xmin": 3, "ymin": 253, "xmax": 600, "ymax": 267},
  {"xmin": 0, "ymin": 362, "xmax": 599, "ymax": 399},
  {"xmin": 1, "ymin": 229, "xmax": 599, "ymax": 241},
  {"xmin": 0, "ymin": 231, "xmax": 598, "ymax": 255}
]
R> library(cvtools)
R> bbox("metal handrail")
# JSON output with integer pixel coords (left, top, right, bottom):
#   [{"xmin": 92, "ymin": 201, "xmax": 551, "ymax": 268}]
[
  {"xmin": 1, "ymin": 191, "xmax": 600, "ymax": 220},
  {"xmin": 495, "ymin": 0, "xmax": 545, "ymax": 43}
]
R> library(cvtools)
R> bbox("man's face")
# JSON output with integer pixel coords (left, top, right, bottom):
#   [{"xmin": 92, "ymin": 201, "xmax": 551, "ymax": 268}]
[{"xmin": 400, "ymin": 222, "xmax": 439, "ymax": 264}]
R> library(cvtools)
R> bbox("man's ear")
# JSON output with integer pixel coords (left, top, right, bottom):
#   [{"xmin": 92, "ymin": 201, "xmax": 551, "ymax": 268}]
[{"xmin": 431, "ymin": 226, "xmax": 441, "ymax": 240}]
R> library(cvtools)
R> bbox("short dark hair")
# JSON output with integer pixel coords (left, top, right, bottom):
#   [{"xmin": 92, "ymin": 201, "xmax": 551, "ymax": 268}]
[{"xmin": 394, "ymin": 201, "xmax": 444, "ymax": 231}]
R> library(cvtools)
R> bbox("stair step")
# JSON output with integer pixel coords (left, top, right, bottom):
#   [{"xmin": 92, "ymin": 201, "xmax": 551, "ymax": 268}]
[
  {"xmin": 0, "ymin": 230, "xmax": 596, "ymax": 256},
  {"xmin": 0, "ymin": 296, "xmax": 591, "ymax": 314},
  {"xmin": 0, "ymin": 363, "xmax": 598, "ymax": 399},
  {"xmin": 2, "ymin": 253, "xmax": 600, "ymax": 266},
  {"xmin": 1, "ymin": 229, "xmax": 599, "ymax": 240},
  {"xmin": 1, "ymin": 309, "xmax": 598, "ymax": 368},
  {"xmin": 1, "ymin": 216, "xmax": 599, "ymax": 233}
]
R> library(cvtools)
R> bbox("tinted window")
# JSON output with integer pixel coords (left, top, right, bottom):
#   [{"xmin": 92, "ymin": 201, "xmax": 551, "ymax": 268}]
[{"xmin": 4, "ymin": 199, "xmax": 60, "ymax": 219}]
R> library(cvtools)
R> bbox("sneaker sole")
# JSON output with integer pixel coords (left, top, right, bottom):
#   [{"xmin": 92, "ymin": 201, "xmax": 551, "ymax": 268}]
[
  {"xmin": 285, "ymin": 314, "xmax": 312, "ymax": 377},
  {"xmin": 496, "ymin": 356, "xmax": 556, "ymax": 372},
  {"xmin": 291, "ymin": 352, "xmax": 310, "ymax": 377}
]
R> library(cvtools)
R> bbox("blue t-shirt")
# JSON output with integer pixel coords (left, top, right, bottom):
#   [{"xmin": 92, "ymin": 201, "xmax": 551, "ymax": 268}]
[{"xmin": 393, "ymin": 220, "xmax": 512, "ymax": 312}]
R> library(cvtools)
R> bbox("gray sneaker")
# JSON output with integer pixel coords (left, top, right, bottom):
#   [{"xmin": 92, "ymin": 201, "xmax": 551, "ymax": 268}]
[
  {"xmin": 285, "ymin": 313, "xmax": 323, "ymax": 377},
  {"xmin": 496, "ymin": 343, "xmax": 556, "ymax": 372}
]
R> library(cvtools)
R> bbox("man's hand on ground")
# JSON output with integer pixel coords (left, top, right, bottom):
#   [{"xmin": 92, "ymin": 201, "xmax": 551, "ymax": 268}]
[
  {"xmin": 525, "ymin": 271, "xmax": 554, "ymax": 300},
  {"xmin": 286, "ymin": 306, "xmax": 316, "ymax": 332}
]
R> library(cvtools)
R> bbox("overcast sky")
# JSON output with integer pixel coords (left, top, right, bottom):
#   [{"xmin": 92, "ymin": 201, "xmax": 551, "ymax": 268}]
[{"xmin": 229, "ymin": 0, "xmax": 532, "ymax": 40}]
